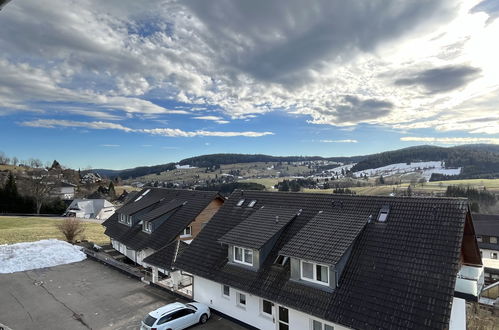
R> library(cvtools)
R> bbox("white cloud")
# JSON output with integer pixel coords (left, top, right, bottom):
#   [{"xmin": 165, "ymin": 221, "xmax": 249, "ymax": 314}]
[
  {"xmin": 100, "ymin": 144, "xmax": 120, "ymax": 147},
  {"xmin": 400, "ymin": 136, "xmax": 499, "ymax": 144},
  {"xmin": 20, "ymin": 119, "xmax": 274, "ymax": 138},
  {"xmin": 21, "ymin": 119, "xmax": 134, "ymax": 131},
  {"xmin": 192, "ymin": 115, "xmax": 230, "ymax": 124},
  {"xmin": 319, "ymin": 139, "xmax": 358, "ymax": 143},
  {"xmin": 142, "ymin": 128, "xmax": 274, "ymax": 137},
  {"xmin": 1, "ymin": 0, "xmax": 498, "ymax": 136}
]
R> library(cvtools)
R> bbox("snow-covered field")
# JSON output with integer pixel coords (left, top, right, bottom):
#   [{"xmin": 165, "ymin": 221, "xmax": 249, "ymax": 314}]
[
  {"xmin": 353, "ymin": 161, "xmax": 461, "ymax": 180},
  {"xmin": 0, "ymin": 239, "xmax": 86, "ymax": 274}
]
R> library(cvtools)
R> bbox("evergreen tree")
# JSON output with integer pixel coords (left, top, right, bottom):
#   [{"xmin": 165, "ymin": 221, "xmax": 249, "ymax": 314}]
[
  {"xmin": 108, "ymin": 181, "xmax": 116, "ymax": 199},
  {"xmin": 5, "ymin": 172, "xmax": 18, "ymax": 197}
]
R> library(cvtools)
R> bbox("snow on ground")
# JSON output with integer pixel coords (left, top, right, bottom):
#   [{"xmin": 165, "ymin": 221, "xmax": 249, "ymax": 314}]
[
  {"xmin": 312, "ymin": 163, "xmax": 356, "ymax": 179},
  {"xmin": 353, "ymin": 161, "xmax": 461, "ymax": 180},
  {"xmin": 0, "ymin": 239, "xmax": 86, "ymax": 274}
]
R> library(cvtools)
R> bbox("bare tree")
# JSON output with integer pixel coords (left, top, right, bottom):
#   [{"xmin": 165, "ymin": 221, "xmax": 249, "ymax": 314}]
[
  {"xmin": 12, "ymin": 157, "xmax": 19, "ymax": 166},
  {"xmin": 56, "ymin": 218, "xmax": 86, "ymax": 243},
  {"xmin": 22, "ymin": 169, "xmax": 56, "ymax": 214},
  {"xmin": 0, "ymin": 151, "xmax": 9, "ymax": 165}
]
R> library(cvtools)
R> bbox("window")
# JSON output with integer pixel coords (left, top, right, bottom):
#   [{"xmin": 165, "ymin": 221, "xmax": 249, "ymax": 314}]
[
  {"xmin": 233, "ymin": 246, "xmax": 253, "ymax": 266},
  {"xmin": 222, "ymin": 285, "xmax": 230, "ymax": 298},
  {"xmin": 143, "ymin": 222, "xmax": 152, "ymax": 233},
  {"xmin": 274, "ymin": 255, "xmax": 289, "ymax": 266},
  {"xmin": 236, "ymin": 199, "xmax": 245, "ymax": 207},
  {"xmin": 237, "ymin": 293, "xmax": 246, "ymax": 307},
  {"xmin": 477, "ymin": 236, "xmax": 483, "ymax": 242},
  {"xmin": 181, "ymin": 226, "xmax": 192, "ymax": 237},
  {"xmin": 491, "ymin": 252, "xmax": 498, "ymax": 259},
  {"xmin": 261, "ymin": 299, "xmax": 273, "ymax": 316},
  {"xmin": 491, "ymin": 237, "xmax": 498, "ymax": 244},
  {"xmin": 301, "ymin": 260, "xmax": 329, "ymax": 286},
  {"xmin": 311, "ymin": 320, "xmax": 334, "ymax": 330},
  {"xmin": 157, "ymin": 314, "xmax": 172, "ymax": 325},
  {"xmin": 248, "ymin": 200, "xmax": 257, "ymax": 207}
]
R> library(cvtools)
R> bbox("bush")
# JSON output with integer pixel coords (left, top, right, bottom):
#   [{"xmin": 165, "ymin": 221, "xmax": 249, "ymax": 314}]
[{"xmin": 56, "ymin": 218, "xmax": 86, "ymax": 243}]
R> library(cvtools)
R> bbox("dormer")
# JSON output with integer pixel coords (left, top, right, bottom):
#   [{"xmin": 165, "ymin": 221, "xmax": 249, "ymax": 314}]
[
  {"xmin": 117, "ymin": 189, "xmax": 159, "ymax": 227},
  {"xmin": 218, "ymin": 206, "xmax": 300, "ymax": 271},
  {"xmin": 140, "ymin": 199, "xmax": 187, "ymax": 234},
  {"xmin": 279, "ymin": 208, "xmax": 368, "ymax": 290}
]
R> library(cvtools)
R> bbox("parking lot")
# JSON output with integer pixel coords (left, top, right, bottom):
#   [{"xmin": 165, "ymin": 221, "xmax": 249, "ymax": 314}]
[{"xmin": 0, "ymin": 259, "xmax": 245, "ymax": 330}]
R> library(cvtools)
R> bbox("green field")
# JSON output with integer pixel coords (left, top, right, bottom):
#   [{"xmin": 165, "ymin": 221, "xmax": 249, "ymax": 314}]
[{"xmin": 0, "ymin": 217, "xmax": 109, "ymax": 245}]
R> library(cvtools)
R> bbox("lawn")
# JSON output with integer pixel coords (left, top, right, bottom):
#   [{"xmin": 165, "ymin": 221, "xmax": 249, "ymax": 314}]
[{"xmin": 0, "ymin": 216, "xmax": 109, "ymax": 245}]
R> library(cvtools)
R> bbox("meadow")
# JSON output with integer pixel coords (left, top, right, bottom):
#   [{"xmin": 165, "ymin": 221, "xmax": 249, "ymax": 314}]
[{"xmin": 0, "ymin": 216, "xmax": 109, "ymax": 245}]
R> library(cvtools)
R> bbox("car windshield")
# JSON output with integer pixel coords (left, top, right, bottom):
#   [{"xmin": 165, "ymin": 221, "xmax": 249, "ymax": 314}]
[
  {"xmin": 186, "ymin": 303, "xmax": 197, "ymax": 310},
  {"xmin": 143, "ymin": 314, "xmax": 157, "ymax": 326}
]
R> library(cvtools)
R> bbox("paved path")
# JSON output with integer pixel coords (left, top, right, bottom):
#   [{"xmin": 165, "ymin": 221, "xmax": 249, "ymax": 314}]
[{"xmin": 0, "ymin": 259, "xmax": 245, "ymax": 330}]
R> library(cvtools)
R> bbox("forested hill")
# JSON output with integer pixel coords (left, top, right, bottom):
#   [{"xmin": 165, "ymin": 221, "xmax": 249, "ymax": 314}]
[
  {"xmin": 88, "ymin": 163, "xmax": 176, "ymax": 180},
  {"xmin": 178, "ymin": 153, "xmax": 365, "ymax": 168},
  {"xmin": 351, "ymin": 145, "xmax": 499, "ymax": 179}
]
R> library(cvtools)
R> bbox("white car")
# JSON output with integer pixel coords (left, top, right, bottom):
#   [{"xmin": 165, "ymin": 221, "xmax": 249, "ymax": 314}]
[{"xmin": 140, "ymin": 302, "xmax": 210, "ymax": 330}]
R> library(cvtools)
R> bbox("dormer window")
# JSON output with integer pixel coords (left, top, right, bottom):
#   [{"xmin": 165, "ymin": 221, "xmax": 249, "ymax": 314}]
[
  {"xmin": 236, "ymin": 199, "xmax": 245, "ymax": 207},
  {"xmin": 143, "ymin": 221, "xmax": 152, "ymax": 233},
  {"xmin": 300, "ymin": 260, "xmax": 329, "ymax": 286},
  {"xmin": 180, "ymin": 226, "xmax": 192, "ymax": 237},
  {"xmin": 234, "ymin": 246, "xmax": 253, "ymax": 266},
  {"xmin": 248, "ymin": 200, "xmax": 257, "ymax": 207}
]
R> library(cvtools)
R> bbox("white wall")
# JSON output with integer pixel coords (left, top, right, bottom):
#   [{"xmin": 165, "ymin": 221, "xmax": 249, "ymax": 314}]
[
  {"xmin": 193, "ymin": 275, "xmax": 349, "ymax": 330},
  {"xmin": 449, "ymin": 297, "xmax": 466, "ymax": 330},
  {"xmin": 136, "ymin": 248, "xmax": 155, "ymax": 266},
  {"xmin": 455, "ymin": 265, "xmax": 484, "ymax": 297},
  {"xmin": 480, "ymin": 248, "xmax": 499, "ymax": 259}
]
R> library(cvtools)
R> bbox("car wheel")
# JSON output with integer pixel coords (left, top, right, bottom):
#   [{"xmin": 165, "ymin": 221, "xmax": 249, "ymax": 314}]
[{"xmin": 199, "ymin": 313, "xmax": 208, "ymax": 324}]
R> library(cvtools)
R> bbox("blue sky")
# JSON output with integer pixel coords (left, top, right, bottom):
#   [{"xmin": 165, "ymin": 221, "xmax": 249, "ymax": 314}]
[{"xmin": 1, "ymin": 0, "xmax": 499, "ymax": 169}]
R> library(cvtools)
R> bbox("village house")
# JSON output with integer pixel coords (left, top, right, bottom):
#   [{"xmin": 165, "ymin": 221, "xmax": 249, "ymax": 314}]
[
  {"xmin": 102, "ymin": 188, "xmax": 224, "ymax": 292},
  {"xmin": 174, "ymin": 190, "xmax": 482, "ymax": 330},
  {"xmin": 64, "ymin": 198, "xmax": 115, "ymax": 220},
  {"xmin": 473, "ymin": 213, "xmax": 499, "ymax": 285},
  {"xmin": 51, "ymin": 181, "xmax": 76, "ymax": 200}
]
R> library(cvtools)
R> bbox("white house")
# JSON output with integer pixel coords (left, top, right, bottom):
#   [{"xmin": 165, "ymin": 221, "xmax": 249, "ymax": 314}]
[
  {"xmin": 51, "ymin": 182, "xmax": 76, "ymax": 200},
  {"xmin": 65, "ymin": 199, "xmax": 115, "ymax": 220},
  {"xmin": 174, "ymin": 191, "xmax": 481, "ymax": 330}
]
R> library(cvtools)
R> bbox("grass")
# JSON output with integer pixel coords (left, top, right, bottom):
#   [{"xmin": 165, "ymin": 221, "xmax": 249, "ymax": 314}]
[{"xmin": 0, "ymin": 216, "xmax": 109, "ymax": 245}]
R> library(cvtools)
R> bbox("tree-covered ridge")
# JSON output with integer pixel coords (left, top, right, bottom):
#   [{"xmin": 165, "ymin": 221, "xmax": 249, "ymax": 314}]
[
  {"xmin": 89, "ymin": 163, "xmax": 176, "ymax": 180},
  {"xmin": 351, "ymin": 145, "xmax": 499, "ymax": 180},
  {"xmin": 179, "ymin": 153, "xmax": 329, "ymax": 167}
]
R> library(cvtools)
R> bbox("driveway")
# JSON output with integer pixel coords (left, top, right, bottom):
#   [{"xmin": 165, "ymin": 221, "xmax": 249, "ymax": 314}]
[{"xmin": 0, "ymin": 259, "xmax": 245, "ymax": 330}]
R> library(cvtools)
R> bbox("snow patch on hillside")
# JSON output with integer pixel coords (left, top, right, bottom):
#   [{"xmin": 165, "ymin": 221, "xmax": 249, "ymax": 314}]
[
  {"xmin": 353, "ymin": 161, "xmax": 461, "ymax": 180},
  {"xmin": 0, "ymin": 239, "xmax": 86, "ymax": 273}
]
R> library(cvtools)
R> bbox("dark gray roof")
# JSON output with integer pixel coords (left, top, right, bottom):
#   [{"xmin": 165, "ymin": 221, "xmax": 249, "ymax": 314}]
[
  {"xmin": 117, "ymin": 188, "xmax": 164, "ymax": 215},
  {"xmin": 103, "ymin": 188, "xmax": 220, "ymax": 251},
  {"xmin": 143, "ymin": 240, "xmax": 189, "ymax": 270},
  {"xmin": 140, "ymin": 199, "xmax": 186, "ymax": 223},
  {"xmin": 174, "ymin": 190, "xmax": 469, "ymax": 330},
  {"xmin": 280, "ymin": 209, "xmax": 367, "ymax": 265},
  {"xmin": 473, "ymin": 213, "xmax": 499, "ymax": 237},
  {"xmin": 218, "ymin": 206, "xmax": 299, "ymax": 249}
]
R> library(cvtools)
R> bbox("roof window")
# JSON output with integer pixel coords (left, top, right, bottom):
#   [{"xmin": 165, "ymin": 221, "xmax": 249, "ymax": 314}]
[
  {"xmin": 274, "ymin": 255, "xmax": 289, "ymax": 266},
  {"xmin": 248, "ymin": 200, "xmax": 257, "ymax": 208},
  {"xmin": 377, "ymin": 205, "xmax": 390, "ymax": 222},
  {"xmin": 236, "ymin": 199, "xmax": 245, "ymax": 207}
]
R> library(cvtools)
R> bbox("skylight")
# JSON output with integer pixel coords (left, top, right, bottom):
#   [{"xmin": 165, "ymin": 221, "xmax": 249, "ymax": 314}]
[
  {"xmin": 236, "ymin": 199, "xmax": 245, "ymax": 207},
  {"xmin": 377, "ymin": 205, "xmax": 390, "ymax": 222},
  {"xmin": 248, "ymin": 200, "xmax": 257, "ymax": 207}
]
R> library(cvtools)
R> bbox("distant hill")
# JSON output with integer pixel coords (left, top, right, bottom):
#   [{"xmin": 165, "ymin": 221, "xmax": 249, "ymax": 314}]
[
  {"xmin": 351, "ymin": 145, "xmax": 499, "ymax": 180},
  {"xmin": 88, "ymin": 163, "xmax": 176, "ymax": 180},
  {"xmin": 89, "ymin": 144, "xmax": 499, "ymax": 180},
  {"xmin": 178, "ymin": 153, "xmax": 366, "ymax": 168}
]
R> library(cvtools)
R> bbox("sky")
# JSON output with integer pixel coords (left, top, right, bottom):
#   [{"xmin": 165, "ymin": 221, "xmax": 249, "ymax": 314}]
[{"xmin": 0, "ymin": 0, "xmax": 499, "ymax": 169}]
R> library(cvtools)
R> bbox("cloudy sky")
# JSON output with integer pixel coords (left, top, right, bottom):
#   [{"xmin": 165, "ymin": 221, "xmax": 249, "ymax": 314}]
[{"xmin": 1, "ymin": 0, "xmax": 498, "ymax": 169}]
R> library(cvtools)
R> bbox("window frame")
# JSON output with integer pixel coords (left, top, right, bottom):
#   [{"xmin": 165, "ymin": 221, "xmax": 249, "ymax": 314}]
[
  {"xmin": 311, "ymin": 319, "xmax": 335, "ymax": 330},
  {"xmin": 237, "ymin": 292, "xmax": 246, "ymax": 308},
  {"xmin": 180, "ymin": 226, "xmax": 192, "ymax": 237},
  {"xmin": 300, "ymin": 260, "xmax": 330, "ymax": 286},
  {"xmin": 476, "ymin": 235, "xmax": 483, "ymax": 242},
  {"xmin": 233, "ymin": 246, "xmax": 254, "ymax": 266},
  {"xmin": 490, "ymin": 236, "xmax": 498, "ymax": 244},
  {"xmin": 261, "ymin": 299, "xmax": 273, "ymax": 317},
  {"xmin": 143, "ymin": 221, "xmax": 152, "ymax": 233},
  {"xmin": 222, "ymin": 284, "xmax": 230, "ymax": 298},
  {"xmin": 491, "ymin": 252, "xmax": 498, "ymax": 259}
]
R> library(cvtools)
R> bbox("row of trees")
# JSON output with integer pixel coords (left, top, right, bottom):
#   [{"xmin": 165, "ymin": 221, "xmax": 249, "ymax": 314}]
[
  {"xmin": 0, "ymin": 172, "xmax": 66, "ymax": 214},
  {"xmin": 445, "ymin": 186, "xmax": 497, "ymax": 212}
]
